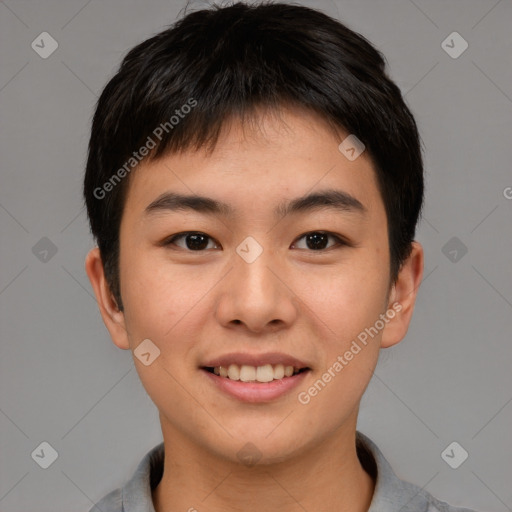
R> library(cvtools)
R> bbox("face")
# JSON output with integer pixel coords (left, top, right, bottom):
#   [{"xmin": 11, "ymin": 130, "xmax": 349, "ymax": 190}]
[{"xmin": 88, "ymin": 106, "xmax": 420, "ymax": 464}]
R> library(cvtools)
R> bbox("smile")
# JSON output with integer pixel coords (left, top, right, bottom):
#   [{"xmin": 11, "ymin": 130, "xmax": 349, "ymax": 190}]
[{"xmin": 204, "ymin": 363, "xmax": 308, "ymax": 383}]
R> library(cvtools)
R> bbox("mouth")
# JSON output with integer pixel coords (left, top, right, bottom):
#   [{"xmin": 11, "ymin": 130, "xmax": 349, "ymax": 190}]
[
  {"xmin": 202, "ymin": 363, "xmax": 310, "ymax": 383},
  {"xmin": 199, "ymin": 353, "xmax": 312, "ymax": 402}
]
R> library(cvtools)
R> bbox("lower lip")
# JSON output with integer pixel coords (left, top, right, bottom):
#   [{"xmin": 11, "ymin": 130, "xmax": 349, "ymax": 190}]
[{"xmin": 201, "ymin": 369, "xmax": 310, "ymax": 403}]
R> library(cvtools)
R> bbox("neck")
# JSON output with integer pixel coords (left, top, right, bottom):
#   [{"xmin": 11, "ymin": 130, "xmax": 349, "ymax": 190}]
[{"xmin": 152, "ymin": 418, "xmax": 375, "ymax": 512}]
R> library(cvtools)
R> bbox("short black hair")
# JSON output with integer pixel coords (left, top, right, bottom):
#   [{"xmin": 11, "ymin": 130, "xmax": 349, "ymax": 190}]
[{"xmin": 84, "ymin": 0, "xmax": 424, "ymax": 311}]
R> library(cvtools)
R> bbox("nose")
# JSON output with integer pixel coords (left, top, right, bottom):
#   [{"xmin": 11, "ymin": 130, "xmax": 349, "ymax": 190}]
[{"xmin": 214, "ymin": 246, "xmax": 298, "ymax": 334}]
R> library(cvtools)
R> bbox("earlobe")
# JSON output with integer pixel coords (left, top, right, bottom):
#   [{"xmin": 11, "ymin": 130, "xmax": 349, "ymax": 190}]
[
  {"xmin": 380, "ymin": 241, "xmax": 424, "ymax": 349},
  {"xmin": 84, "ymin": 247, "xmax": 130, "ymax": 350}
]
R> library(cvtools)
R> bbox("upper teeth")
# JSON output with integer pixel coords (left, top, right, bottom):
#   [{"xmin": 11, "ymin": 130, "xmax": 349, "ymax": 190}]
[{"xmin": 212, "ymin": 364, "xmax": 300, "ymax": 382}]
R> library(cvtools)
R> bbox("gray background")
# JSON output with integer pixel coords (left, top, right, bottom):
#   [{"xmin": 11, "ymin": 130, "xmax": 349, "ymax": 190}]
[{"xmin": 1, "ymin": 0, "xmax": 511, "ymax": 510}]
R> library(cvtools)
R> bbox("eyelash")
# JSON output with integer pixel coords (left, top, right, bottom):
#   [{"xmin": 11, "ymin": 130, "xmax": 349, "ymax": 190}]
[{"xmin": 162, "ymin": 231, "xmax": 348, "ymax": 252}]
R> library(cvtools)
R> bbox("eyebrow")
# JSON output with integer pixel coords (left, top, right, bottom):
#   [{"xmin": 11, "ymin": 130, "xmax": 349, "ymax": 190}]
[{"xmin": 144, "ymin": 188, "xmax": 367, "ymax": 218}]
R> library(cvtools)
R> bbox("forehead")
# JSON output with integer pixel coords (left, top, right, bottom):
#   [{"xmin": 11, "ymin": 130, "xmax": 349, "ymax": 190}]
[{"xmin": 121, "ymin": 106, "xmax": 384, "ymax": 223}]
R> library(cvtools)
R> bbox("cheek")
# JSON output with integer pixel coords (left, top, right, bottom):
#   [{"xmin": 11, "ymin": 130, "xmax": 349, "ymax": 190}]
[
  {"xmin": 295, "ymin": 258, "xmax": 389, "ymax": 339},
  {"xmin": 295, "ymin": 283, "xmax": 384, "ymax": 426},
  {"xmin": 119, "ymin": 249, "xmax": 214, "ymax": 352},
  {"xmin": 118, "ymin": 246, "xmax": 173, "ymax": 342},
  {"xmin": 294, "ymin": 256, "xmax": 388, "ymax": 408}
]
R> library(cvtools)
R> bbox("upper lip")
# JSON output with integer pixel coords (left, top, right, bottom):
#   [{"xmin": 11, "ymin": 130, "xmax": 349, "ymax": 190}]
[{"xmin": 201, "ymin": 352, "xmax": 310, "ymax": 369}]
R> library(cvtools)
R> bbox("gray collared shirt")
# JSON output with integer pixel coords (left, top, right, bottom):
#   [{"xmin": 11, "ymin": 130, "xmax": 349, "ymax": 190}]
[{"xmin": 89, "ymin": 431, "xmax": 478, "ymax": 512}]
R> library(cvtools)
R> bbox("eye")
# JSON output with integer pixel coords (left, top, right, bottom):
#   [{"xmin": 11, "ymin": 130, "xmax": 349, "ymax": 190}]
[
  {"xmin": 163, "ymin": 232, "xmax": 220, "ymax": 251},
  {"xmin": 162, "ymin": 230, "xmax": 347, "ymax": 252},
  {"xmin": 292, "ymin": 231, "xmax": 346, "ymax": 251}
]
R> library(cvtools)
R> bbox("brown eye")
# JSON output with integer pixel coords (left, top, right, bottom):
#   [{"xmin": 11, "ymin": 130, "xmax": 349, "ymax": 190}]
[
  {"xmin": 292, "ymin": 231, "xmax": 345, "ymax": 251},
  {"xmin": 164, "ymin": 232, "xmax": 219, "ymax": 251}
]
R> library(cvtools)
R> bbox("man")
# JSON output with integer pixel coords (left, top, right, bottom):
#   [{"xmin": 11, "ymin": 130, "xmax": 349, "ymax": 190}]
[{"xmin": 84, "ymin": 2, "xmax": 479, "ymax": 510}]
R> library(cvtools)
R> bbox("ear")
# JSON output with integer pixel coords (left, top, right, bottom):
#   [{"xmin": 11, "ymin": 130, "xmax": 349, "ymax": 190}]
[
  {"xmin": 380, "ymin": 241, "xmax": 424, "ymax": 349},
  {"xmin": 85, "ymin": 247, "xmax": 130, "ymax": 350}
]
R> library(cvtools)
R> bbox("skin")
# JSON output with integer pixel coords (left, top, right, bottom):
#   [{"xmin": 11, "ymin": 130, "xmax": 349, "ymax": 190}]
[{"xmin": 86, "ymin": 105, "xmax": 423, "ymax": 512}]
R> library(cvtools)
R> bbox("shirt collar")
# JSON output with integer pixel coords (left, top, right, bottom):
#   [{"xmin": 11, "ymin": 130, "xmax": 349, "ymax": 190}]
[
  {"xmin": 120, "ymin": 430, "xmax": 428, "ymax": 512},
  {"xmin": 357, "ymin": 431, "xmax": 430, "ymax": 511}
]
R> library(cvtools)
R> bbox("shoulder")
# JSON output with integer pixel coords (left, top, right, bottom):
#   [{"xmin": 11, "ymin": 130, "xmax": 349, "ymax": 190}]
[
  {"xmin": 88, "ymin": 487, "xmax": 123, "ymax": 512},
  {"xmin": 356, "ymin": 431, "xmax": 480, "ymax": 512},
  {"xmin": 425, "ymin": 491, "xmax": 480, "ymax": 512},
  {"xmin": 88, "ymin": 441, "xmax": 165, "ymax": 512},
  {"xmin": 405, "ymin": 482, "xmax": 480, "ymax": 512}
]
